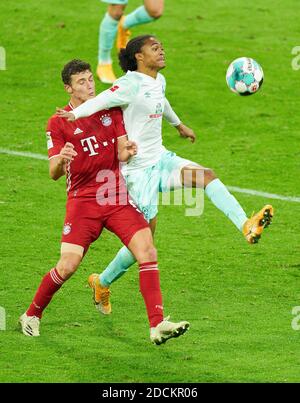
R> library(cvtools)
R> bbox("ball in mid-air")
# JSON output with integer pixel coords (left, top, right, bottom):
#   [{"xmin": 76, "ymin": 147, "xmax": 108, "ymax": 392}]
[{"xmin": 226, "ymin": 57, "xmax": 264, "ymax": 96}]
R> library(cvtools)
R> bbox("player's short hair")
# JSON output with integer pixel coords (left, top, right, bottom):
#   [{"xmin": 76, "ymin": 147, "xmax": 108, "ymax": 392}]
[
  {"xmin": 61, "ymin": 59, "xmax": 91, "ymax": 85},
  {"xmin": 119, "ymin": 35, "xmax": 153, "ymax": 72}
]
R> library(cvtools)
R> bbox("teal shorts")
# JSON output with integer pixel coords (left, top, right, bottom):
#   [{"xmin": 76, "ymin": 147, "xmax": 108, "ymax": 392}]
[
  {"xmin": 124, "ymin": 151, "xmax": 199, "ymax": 221},
  {"xmin": 101, "ymin": 0, "xmax": 128, "ymax": 4}
]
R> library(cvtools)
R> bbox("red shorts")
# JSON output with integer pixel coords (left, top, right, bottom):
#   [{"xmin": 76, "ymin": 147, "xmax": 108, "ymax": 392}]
[{"xmin": 61, "ymin": 194, "xmax": 149, "ymax": 252}]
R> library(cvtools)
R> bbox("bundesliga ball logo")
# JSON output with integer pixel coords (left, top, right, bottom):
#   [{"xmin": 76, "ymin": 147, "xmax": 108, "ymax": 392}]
[{"xmin": 226, "ymin": 57, "xmax": 264, "ymax": 96}]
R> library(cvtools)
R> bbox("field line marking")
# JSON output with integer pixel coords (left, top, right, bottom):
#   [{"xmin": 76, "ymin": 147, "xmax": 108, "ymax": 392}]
[
  {"xmin": 1, "ymin": 147, "xmax": 299, "ymax": 203},
  {"xmin": 0, "ymin": 148, "xmax": 48, "ymax": 160},
  {"xmin": 227, "ymin": 186, "xmax": 300, "ymax": 203}
]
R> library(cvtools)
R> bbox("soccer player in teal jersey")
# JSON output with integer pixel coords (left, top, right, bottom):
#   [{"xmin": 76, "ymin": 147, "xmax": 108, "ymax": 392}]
[
  {"xmin": 97, "ymin": 0, "xmax": 164, "ymax": 83},
  {"xmin": 57, "ymin": 35, "xmax": 274, "ymax": 314}
]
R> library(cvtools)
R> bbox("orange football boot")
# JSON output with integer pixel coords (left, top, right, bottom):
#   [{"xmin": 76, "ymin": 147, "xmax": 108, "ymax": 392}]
[
  {"xmin": 116, "ymin": 16, "xmax": 131, "ymax": 51},
  {"xmin": 243, "ymin": 204, "xmax": 274, "ymax": 244},
  {"xmin": 96, "ymin": 63, "xmax": 116, "ymax": 84},
  {"xmin": 88, "ymin": 273, "xmax": 111, "ymax": 315}
]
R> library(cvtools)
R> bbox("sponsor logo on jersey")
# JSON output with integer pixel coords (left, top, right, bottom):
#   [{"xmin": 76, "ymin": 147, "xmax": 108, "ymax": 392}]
[
  {"xmin": 110, "ymin": 85, "xmax": 119, "ymax": 92},
  {"xmin": 74, "ymin": 128, "xmax": 83, "ymax": 135},
  {"xmin": 46, "ymin": 131, "xmax": 53, "ymax": 149},
  {"xmin": 81, "ymin": 136, "xmax": 99, "ymax": 156},
  {"xmin": 144, "ymin": 91, "xmax": 151, "ymax": 98},
  {"xmin": 63, "ymin": 223, "xmax": 72, "ymax": 235},
  {"xmin": 101, "ymin": 114, "xmax": 112, "ymax": 127},
  {"xmin": 149, "ymin": 103, "xmax": 163, "ymax": 119},
  {"xmin": 149, "ymin": 113, "xmax": 163, "ymax": 119}
]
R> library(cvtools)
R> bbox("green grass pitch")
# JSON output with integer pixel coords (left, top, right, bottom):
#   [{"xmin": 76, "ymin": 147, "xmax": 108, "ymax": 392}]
[{"xmin": 0, "ymin": 0, "xmax": 300, "ymax": 383}]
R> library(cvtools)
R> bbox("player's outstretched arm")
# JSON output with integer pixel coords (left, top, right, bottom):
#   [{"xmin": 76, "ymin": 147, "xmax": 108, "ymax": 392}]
[
  {"xmin": 56, "ymin": 91, "xmax": 111, "ymax": 121},
  {"xmin": 117, "ymin": 135, "xmax": 137, "ymax": 162},
  {"xmin": 49, "ymin": 142, "xmax": 77, "ymax": 180},
  {"xmin": 56, "ymin": 78, "xmax": 138, "ymax": 121}
]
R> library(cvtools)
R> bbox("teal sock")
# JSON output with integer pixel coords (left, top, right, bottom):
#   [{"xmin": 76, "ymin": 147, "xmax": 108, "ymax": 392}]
[
  {"xmin": 98, "ymin": 13, "xmax": 118, "ymax": 63},
  {"xmin": 99, "ymin": 246, "xmax": 136, "ymax": 287},
  {"xmin": 123, "ymin": 6, "xmax": 154, "ymax": 29},
  {"xmin": 205, "ymin": 179, "xmax": 248, "ymax": 231}
]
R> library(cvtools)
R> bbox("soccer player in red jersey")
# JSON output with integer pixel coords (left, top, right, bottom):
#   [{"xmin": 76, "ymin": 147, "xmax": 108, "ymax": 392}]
[{"xmin": 19, "ymin": 59, "xmax": 189, "ymax": 345}]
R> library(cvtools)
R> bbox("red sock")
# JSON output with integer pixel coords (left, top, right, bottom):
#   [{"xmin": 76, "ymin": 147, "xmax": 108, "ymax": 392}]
[
  {"xmin": 26, "ymin": 268, "xmax": 65, "ymax": 318},
  {"xmin": 139, "ymin": 261, "xmax": 164, "ymax": 328}
]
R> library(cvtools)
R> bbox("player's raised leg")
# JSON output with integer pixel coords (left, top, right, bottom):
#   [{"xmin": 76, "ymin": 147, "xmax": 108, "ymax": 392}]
[
  {"xmin": 19, "ymin": 247, "xmax": 83, "ymax": 336},
  {"xmin": 180, "ymin": 164, "xmax": 273, "ymax": 244},
  {"xmin": 116, "ymin": 0, "xmax": 164, "ymax": 51},
  {"xmin": 98, "ymin": 2, "xmax": 127, "ymax": 83}
]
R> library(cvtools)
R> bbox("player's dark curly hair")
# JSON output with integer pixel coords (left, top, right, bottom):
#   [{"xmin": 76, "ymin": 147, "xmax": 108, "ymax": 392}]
[
  {"xmin": 119, "ymin": 35, "xmax": 154, "ymax": 72},
  {"xmin": 61, "ymin": 59, "xmax": 91, "ymax": 85}
]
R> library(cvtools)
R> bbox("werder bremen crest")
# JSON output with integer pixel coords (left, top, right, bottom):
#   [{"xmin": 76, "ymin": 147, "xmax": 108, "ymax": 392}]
[{"xmin": 155, "ymin": 103, "xmax": 163, "ymax": 114}]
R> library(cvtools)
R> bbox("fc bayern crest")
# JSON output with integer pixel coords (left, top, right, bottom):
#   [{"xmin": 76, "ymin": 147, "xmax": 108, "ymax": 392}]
[
  {"xmin": 63, "ymin": 223, "xmax": 72, "ymax": 235},
  {"xmin": 101, "ymin": 115, "xmax": 112, "ymax": 127}
]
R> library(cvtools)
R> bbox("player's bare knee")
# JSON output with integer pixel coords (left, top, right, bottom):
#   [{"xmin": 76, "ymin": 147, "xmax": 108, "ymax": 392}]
[
  {"xmin": 204, "ymin": 168, "xmax": 217, "ymax": 186},
  {"xmin": 144, "ymin": 1, "xmax": 164, "ymax": 19},
  {"xmin": 147, "ymin": 9, "xmax": 163, "ymax": 19},
  {"xmin": 137, "ymin": 244, "xmax": 157, "ymax": 263},
  {"xmin": 145, "ymin": 245, "xmax": 157, "ymax": 262},
  {"xmin": 108, "ymin": 5, "xmax": 125, "ymax": 20},
  {"xmin": 57, "ymin": 255, "xmax": 81, "ymax": 279}
]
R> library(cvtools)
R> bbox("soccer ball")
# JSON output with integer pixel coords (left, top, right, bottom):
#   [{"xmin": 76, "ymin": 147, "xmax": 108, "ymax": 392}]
[{"xmin": 226, "ymin": 57, "xmax": 264, "ymax": 96}]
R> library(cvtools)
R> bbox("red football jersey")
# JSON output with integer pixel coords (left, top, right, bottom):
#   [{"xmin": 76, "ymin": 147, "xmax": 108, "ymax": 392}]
[{"xmin": 46, "ymin": 104, "xmax": 127, "ymax": 198}]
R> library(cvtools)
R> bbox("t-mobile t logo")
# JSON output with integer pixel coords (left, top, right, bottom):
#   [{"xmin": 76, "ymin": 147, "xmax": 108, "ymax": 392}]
[{"xmin": 81, "ymin": 136, "xmax": 99, "ymax": 156}]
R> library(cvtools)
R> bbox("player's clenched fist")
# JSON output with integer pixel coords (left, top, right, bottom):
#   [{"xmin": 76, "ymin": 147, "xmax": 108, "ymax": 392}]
[
  {"xmin": 125, "ymin": 141, "xmax": 138, "ymax": 157},
  {"xmin": 177, "ymin": 123, "xmax": 196, "ymax": 143},
  {"xmin": 59, "ymin": 142, "xmax": 78, "ymax": 161}
]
